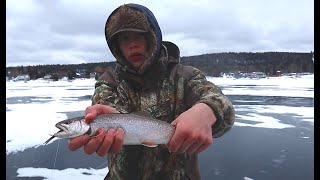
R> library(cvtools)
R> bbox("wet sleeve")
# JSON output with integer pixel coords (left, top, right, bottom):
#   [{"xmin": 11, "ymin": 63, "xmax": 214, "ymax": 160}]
[{"xmin": 185, "ymin": 67, "xmax": 235, "ymax": 138}]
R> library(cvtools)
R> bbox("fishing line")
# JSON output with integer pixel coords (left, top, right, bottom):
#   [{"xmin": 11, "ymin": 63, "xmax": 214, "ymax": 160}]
[
  {"xmin": 53, "ymin": 139, "xmax": 60, "ymax": 169},
  {"xmin": 95, "ymin": 160, "xmax": 108, "ymax": 169}
]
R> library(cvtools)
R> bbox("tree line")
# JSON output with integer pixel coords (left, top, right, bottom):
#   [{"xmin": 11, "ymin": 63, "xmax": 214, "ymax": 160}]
[{"xmin": 6, "ymin": 51, "xmax": 314, "ymax": 80}]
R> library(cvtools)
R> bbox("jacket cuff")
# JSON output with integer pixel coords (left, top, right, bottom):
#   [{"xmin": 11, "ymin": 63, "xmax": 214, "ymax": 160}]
[{"xmin": 197, "ymin": 100, "xmax": 224, "ymax": 138}]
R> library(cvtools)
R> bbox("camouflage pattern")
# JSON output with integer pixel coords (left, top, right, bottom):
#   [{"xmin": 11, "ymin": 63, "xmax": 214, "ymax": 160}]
[
  {"xmin": 91, "ymin": 42, "xmax": 235, "ymax": 180},
  {"xmin": 96, "ymin": 4, "xmax": 234, "ymax": 179}
]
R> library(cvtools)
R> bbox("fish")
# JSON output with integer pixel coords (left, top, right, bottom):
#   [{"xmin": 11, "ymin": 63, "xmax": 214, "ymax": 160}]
[{"xmin": 44, "ymin": 112, "xmax": 175, "ymax": 147}]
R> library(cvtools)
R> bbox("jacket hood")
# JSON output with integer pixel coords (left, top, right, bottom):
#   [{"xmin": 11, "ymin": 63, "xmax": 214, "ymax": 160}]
[{"xmin": 105, "ymin": 4, "xmax": 162, "ymax": 74}]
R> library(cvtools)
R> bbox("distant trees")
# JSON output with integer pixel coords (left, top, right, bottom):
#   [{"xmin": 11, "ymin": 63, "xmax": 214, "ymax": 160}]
[
  {"xmin": 6, "ymin": 61, "xmax": 116, "ymax": 80},
  {"xmin": 6, "ymin": 52, "xmax": 314, "ymax": 79},
  {"xmin": 181, "ymin": 52, "xmax": 313, "ymax": 76},
  {"xmin": 67, "ymin": 70, "xmax": 77, "ymax": 80}
]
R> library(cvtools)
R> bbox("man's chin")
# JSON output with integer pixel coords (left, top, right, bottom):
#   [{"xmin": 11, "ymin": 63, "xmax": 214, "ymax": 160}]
[{"xmin": 131, "ymin": 63, "xmax": 143, "ymax": 71}]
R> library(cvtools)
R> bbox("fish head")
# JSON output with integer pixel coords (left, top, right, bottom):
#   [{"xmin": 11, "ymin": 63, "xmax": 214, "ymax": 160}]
[{"xmin": 54, "ymin": 117, "xmax": 90, "ymax": 138}]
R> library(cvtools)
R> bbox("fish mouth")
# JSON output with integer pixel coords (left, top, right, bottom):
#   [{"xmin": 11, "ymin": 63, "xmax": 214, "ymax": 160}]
[
  {"xmin": 55, "ymin": 124, "xmax": 68, "ymax": 132},
  {"xmin": 43, "ymin": 124, "xmax": 67, "ymax": 145}
]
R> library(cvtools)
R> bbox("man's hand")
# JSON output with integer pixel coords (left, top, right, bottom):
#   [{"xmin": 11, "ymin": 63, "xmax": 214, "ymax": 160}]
[
  {"xmin": 68, "ymin": 104, "xmax": 125, "ymax": 156},
  {"xmin": 167, "ymin": 103, "xmax": 216, "ymax": 154}
]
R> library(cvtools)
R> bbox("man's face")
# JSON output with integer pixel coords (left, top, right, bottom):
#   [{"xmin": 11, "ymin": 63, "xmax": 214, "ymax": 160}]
[{"xmin": 118, "ymin": 31, "xmax": 147, "ymax": 71}]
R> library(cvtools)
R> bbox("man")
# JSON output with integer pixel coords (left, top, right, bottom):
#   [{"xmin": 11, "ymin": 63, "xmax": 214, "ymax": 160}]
[{"xmin": 69, "ymin": 3, "xmax": 235, "ymax": 180}]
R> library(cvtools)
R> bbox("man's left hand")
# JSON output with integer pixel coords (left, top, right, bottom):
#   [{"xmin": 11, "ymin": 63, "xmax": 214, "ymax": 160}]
[{"xmin": 167, "ymin": 103, "xmax": 216, "ymax": 154}]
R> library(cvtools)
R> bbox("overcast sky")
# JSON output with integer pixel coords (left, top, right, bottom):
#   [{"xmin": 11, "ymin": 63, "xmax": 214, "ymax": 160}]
[{"xmin": 6, "ymin": 0, "xmax": 314, "ymax": 67}]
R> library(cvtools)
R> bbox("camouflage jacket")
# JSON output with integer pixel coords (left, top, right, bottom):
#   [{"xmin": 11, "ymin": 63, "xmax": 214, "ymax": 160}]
[{"xmin": 91, "ymin": 42, "xmax": 235, "ymax": 180}]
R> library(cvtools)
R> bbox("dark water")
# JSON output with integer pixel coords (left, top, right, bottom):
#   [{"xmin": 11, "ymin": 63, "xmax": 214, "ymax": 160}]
[
  {"xmin": 199, "ymin": 127, "xmax": 313, "ymax": 180},
  {"xmin": 6, "ymin": 95, "xmax": 314, "ymax": 180}
]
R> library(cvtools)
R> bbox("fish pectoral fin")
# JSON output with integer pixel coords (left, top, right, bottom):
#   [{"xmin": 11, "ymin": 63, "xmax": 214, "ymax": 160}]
[{"xmin": 141, "ymin": 140, "xmax": 158, "ymax": 147}]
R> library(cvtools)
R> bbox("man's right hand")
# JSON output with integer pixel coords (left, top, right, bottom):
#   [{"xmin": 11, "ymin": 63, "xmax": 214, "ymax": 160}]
[{"xmin": 68, "ymin": 104, "xmax": 125, "ymax": 156}]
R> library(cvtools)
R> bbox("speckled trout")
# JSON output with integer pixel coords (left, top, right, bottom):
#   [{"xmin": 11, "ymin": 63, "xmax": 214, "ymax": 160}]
[{"xmin": 44, "ymin": 113, "xmax": 175, "ymax": 147}]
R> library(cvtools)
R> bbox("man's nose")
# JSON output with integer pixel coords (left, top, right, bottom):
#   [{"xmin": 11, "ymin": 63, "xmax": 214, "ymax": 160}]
[{"xmin": 128, "ymin": 41, "xmax": 138, "ymax": 49}]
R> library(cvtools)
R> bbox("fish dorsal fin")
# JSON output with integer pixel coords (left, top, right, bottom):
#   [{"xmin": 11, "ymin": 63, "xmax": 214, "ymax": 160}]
[
  {"xmin": 131, "ymin": 111, "xmax": 151, "ymax": 117},
  {"xmin": 141, "ymin": 140, "xmax": 158, "ymax": 148}
]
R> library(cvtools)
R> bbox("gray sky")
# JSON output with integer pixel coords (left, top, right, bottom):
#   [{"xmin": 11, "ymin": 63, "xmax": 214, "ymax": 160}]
[{"xmin": 6, "ymin": 0, "xmax": 314, "ymax": 67}]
